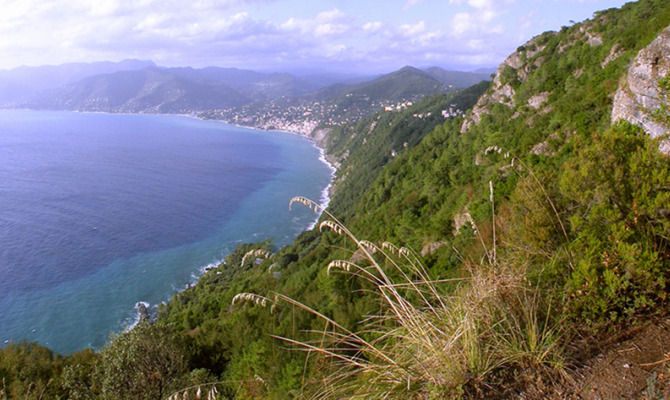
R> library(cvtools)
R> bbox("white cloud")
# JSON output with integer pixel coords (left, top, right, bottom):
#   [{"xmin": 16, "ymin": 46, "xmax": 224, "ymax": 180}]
[
  {"xmin": 315, "ymin": 8, "xmax": 344, "ymax": 22},
  {"xmin": 314, "ymin": 23, "xmax": 348, "ymax": 36},
  {"xmin": 0, "ymin": 0, "xmax": 529, "ymax": 73},
  {"xmin": 467, "ymin": 39, "xmax": 484, "ymax": 49},
  {"xmin": 400, "ymin": 21, "xmax": 426, "ymax": 36},
  {"xmin": 280, "ymin": 8, "xmax": 349, "ymax": 37},
  {"xmin": 451, "ymin": 12, "xmax": 473, "ymax": 36},
  {"xmin": 362, "ymin": 21, "xmax": 382, "ymax": 32}
]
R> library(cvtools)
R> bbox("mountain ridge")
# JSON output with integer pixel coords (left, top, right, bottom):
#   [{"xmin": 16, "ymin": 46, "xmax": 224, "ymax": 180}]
[
  {"xmin": 5, "ymin": 63, "xmax": 488, "ymax": 136},
  {"xmin": 2, "ymin": 1, "xmax": 669, "ymax": 398}
]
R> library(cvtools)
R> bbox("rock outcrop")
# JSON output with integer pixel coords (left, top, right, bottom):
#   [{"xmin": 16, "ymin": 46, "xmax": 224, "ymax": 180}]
[
  {"xmin": 612, "ymin": 24, "xmax": 670, "ymax": 153},
  {"xmin": 580, "ymin": 25, "xmax": 603, "ymax": 47},
  {"xmin": 461, "ymin": 34, "xmax": 552, "ymax": 133},
  {"xmin": 527, "ymin": 92, "xmax": 550, "ymax": 109}
]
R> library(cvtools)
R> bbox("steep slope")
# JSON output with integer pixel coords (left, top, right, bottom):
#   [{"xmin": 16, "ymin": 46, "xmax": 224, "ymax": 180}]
[
  {"xmin": 324, "ymin": 82, "xmax": 489, "ymax": 220},
  {"xmin": 156, "ymin": 1, "xmax": 670, "ymax": 398},
  {"xmin": 2, "ymin": 1, "xmax": 670, "ymax": 399},
  {"xmin": 612, "ymin": 24, "xmax": 670, "ymax": 151}
]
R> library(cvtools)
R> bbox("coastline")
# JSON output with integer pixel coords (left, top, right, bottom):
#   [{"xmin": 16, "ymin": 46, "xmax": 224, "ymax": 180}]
[
  {"xmin": 124, "ymin": 122, "xmax": 337, "ymax": 331},
  {"xmin": 0, "ymin": 109, "xmax": 336, "ymax": 352},
  {"xmin": 193, "ymin": 116, "xmax": 339, "ymax": 229},
  {"xmin": 103, "ymin": 111, "xmax": 339, "ymax": 335}
]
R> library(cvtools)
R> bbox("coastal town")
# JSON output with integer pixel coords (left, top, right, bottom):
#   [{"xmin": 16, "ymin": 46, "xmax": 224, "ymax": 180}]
[{"xmin": 200, "ymin": 97, "xmax": 465, "ymax": 135}]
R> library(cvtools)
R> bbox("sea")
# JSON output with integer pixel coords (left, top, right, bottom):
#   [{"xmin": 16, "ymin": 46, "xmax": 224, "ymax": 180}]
[{"xmin": 0, "ymin": 110, "xmax": 333, "ymax": 354}]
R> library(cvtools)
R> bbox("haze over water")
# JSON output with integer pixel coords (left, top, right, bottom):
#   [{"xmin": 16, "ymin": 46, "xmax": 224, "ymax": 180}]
[{"xmin": 0, "ymin": 110, "xmax": 332, "ymax": 354}]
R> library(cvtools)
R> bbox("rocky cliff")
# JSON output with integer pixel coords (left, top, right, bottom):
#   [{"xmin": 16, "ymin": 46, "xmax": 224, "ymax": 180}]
[
  {"xmin": 460, "ymin": 33, "xmax": 553, "ymax": 133},
  {"xmin": 612, "ymin": 24, "xmax": 670, "ymax": 153}
]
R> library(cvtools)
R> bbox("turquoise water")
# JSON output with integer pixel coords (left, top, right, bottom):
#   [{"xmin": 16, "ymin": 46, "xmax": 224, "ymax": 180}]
[{"xmin": 0, "ymin": 110, "xmax": 332, "ymax": 354}]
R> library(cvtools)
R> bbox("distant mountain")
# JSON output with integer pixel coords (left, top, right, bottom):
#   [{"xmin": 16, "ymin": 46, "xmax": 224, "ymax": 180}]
[
  {"xmin": 472, "ymin": 66, "xmax": 497, "ymax": 75},
  {"xmin": 0, "ymin": 59, "xmax": 155, "ymax": 106},
  {"xmin": 337, "ymin": 66, "xmax": 447, "ymax": 100},
  {"xmin": 168, "ymin": 67, "xmax": 320, "ymax": 99},
  {"xmin": 313, "ymin": 66, "xmax": 463, "ymax": 120},
  {"xmin": 205, "ymin": 65, "xmax": 479, "ymax": 131},
  {"xmin": 422, "ymin": 67, "xmax": 490, "ymax": 88},
  {"xmin": 298, "ymin": 72, "xmax": 379, "ymax": 88},
  {"xmin": 306, "ymin": 66, "xmax": 453, "ymax": 119},
  {"xmin": 27, "ymin": 68, "xmax": 250, "ymax": 113},
  {"xmin": 9, "ymin": 62, "xmax": 491, "ymax": 131},
  {"xmin": 14, "ymin": 65, "xmax": 352, "ymax": 113}
]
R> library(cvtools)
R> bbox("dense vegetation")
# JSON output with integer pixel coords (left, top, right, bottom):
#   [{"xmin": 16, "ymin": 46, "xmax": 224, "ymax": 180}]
[{"xmin": 2, "ymin": 0, "xmax": 669, "ymax": 398}]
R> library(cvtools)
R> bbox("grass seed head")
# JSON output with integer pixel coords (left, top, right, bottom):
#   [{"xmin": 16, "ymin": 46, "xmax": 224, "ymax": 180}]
[
  {"xmin": 381, "ymin": 241, "xmax": 399, "ymax": 254},
  {"xmin": 241, "ymin": 249, "xmax": 272, "ymax": 267},
  {"xmin": 232, "ymin": 292, "xmax": 275, "ymax": 312},
  {"xmin": 289, "ymin": 196, "xmax": 322, "ymax": 213},
  {"xmin": 327, "ymin": 260, "xmax": 358, "ymax": 275},
  {"xmin": 319, "ymin": 220, "xmax": 344, "ymax": 235},
  {"xmin": 359, "ymin": 240, "xmax": 379, "ymax": 254}
]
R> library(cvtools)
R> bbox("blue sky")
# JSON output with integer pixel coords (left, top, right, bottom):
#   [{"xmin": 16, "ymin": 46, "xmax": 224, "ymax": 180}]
[{"xmin": 0, "ymin": 0, "xmax": 632, "ymax": 73}]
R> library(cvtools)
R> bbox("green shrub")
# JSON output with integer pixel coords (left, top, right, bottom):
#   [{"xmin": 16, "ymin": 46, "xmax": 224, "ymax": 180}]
[{"xmin": 559, "ymin": 122, "xmax": 670, "ymax": 322}]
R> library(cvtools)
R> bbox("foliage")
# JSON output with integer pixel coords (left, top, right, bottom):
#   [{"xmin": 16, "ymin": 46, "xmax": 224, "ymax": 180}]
[
  {"xmin": 156, "ymin": 2, "xmax": 670, "ymax": 396},
  {"xmin": 269, "ymin": 199, "xmax": 566, "ymax": 399},
  {"xmin": 651, "ymin": 74, "xmax": 670, "ymax": 127},
  {"xmin": 98, "ymin": 320, "xmax": 188, "ymax": 400},
  {"xmin": 0, "ymin": 342, "xmax": 98, "ymax": 400},
  {"xmin": 559, "ymin": 122, "xmax": 670, "ymax": 322},
  {"xmin": 4, "ymin": 1, "xmax": 670, "ymax": 398}
]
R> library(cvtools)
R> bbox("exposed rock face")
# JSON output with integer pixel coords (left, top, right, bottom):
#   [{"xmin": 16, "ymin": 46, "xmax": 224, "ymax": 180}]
[
  {"xmin": 527, "ymin": 92, "xmax": 550, "ymax": 109},
  {"xmin": 612, "ymin": 24, "xmax": 670, "ymax": 153},
  {"xmin": 531, "ymin": 141, "xmax": 551, "ymax": 156},
  {"xmin": 602, "ymin": 44, "xmax": 624, "ymax": 68},
  {"xmin": 461, "ymin": 34, "xmax": 552, "ymax": 133},
  {"xmin": 308, "ymin": 127, "xmax": 331, "ymax": 149},
  {"xmin": 580, "ymin": 26, "xmax": 603, "ymax": 46}
]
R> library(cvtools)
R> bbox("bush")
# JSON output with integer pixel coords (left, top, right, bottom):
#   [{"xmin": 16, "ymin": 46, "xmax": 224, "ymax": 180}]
[
  {"xmin": 559, "ymin": 122, "xmax": 670, "ymax": 322},
  {"xmin": 99, "ymin": 321, "xmax": 188, "ymax": 400}
]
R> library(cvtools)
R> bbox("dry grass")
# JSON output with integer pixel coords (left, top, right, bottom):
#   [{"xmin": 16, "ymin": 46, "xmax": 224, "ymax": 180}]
[
  {"xmin": 165, "ymin": 383, "xmax": 219, "ymax": 400},
  {"xmin": 232, "ymin": 292, "xmax": 277, "ymax": 313},
  {"xmin": 240, "ymin": 249, "xmax": 272, "ymax": 267},
  {"xmin": 268, "ymin": 196, "xmax": 569, "ymax": 399},
  {"xmin": 226, "ymin": 195, "xmax": 568, "ymax": 398}
]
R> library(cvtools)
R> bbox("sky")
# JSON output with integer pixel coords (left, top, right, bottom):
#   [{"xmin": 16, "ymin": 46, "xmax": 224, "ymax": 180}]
[{"xmin": 0, "ymin": 0, "xmax": 633, "ymax": 74}]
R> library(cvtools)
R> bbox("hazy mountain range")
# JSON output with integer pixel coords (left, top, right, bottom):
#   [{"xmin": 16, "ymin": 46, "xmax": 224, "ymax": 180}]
[{"xmin": 0, "ymin": 60, "xmax": 490, "ymax": 115}]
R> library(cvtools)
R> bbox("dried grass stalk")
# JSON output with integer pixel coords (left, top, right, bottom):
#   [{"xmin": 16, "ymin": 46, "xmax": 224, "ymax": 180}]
[{"xmin": 240, "ymin": 249, "xmax": 271, "ymax": 267}]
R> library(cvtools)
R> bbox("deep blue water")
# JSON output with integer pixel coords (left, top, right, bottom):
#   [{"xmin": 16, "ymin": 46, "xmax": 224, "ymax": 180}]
[{"xmin": 0, "ymin": 110, "xmax": 332, "ymax": 354}]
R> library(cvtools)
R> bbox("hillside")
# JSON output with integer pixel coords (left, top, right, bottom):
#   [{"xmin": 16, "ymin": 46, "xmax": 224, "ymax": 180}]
[
  {"xmin": 423, "ymin": 66, "xmax": 491, "ymax": 88},
  {"xmin": 159, "ymin": 1, "xmax": 670, "ymax": 398},
  {"xmin": 1, "ymin": 1, "xmax": 670, "ymax": 399},
  {"xmin": 0, "ymin": 59, "xmax": 155, "ymax": 107},
  {"xmin": 20, "ymin": 66, "xmax": 326, "ymax": 113},
  {"xmin": 205, "ymin": 66, "xmax": 482, "ymax": 132},
  {"xmin": 26, "ymin": 68, "xmax": 252, "ymax": 112},
  {"xmin": 11, "ymin": 64, "xmax": 479, "ymax": 135}
]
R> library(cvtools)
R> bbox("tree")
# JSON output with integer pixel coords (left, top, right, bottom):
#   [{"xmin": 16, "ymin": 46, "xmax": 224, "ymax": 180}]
[{"xmin": 99, "ymin": 321, "xmax": 187, "ymax": 400}]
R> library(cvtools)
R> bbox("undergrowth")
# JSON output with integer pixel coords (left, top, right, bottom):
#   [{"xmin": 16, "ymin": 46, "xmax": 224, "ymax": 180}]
[{"xmin": 233, "ymin": 193, "xmax": 569, "ymax": 399}]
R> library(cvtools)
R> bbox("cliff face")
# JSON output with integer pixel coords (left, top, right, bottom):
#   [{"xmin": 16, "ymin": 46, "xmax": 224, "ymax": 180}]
[
  {"xmin": 459, "ymin": 33, "xmax": 557, "ymax": 133},
  {"xmin": 612, "ymin": 24, "xmax": 670, "ymax": 153}
]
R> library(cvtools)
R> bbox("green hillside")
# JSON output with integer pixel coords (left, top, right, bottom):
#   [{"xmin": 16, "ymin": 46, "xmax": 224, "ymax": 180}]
[{"xmin": 2, "ymin": 0, "xmax": 670, "ymax": 399}]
